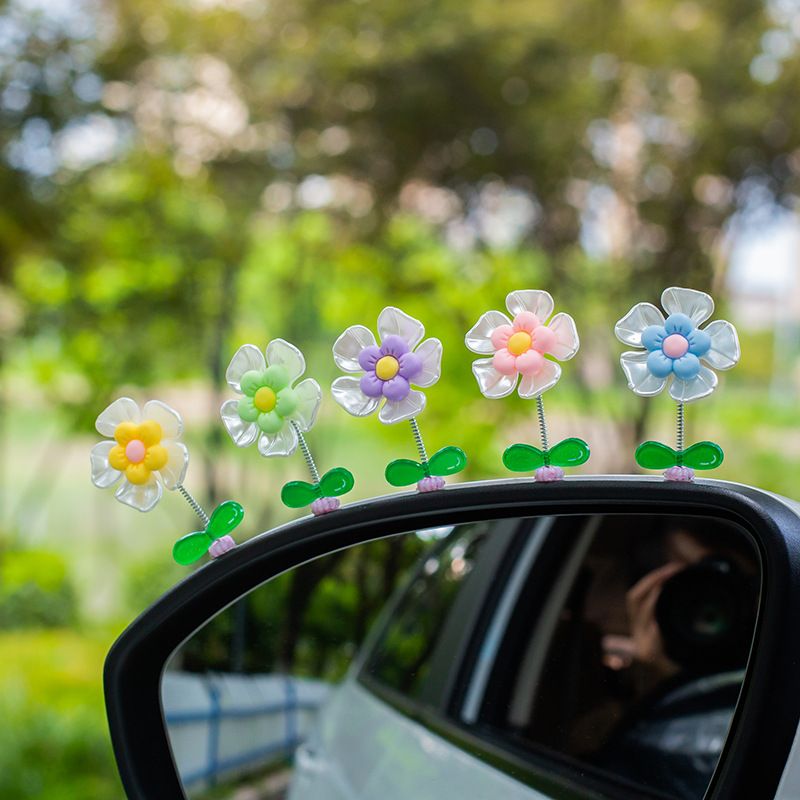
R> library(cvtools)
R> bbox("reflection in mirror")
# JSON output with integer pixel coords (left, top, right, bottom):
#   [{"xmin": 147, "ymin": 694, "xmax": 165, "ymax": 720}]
[{"xmin": 163, "ymin": 514, "xmax": 760, "ymax": 800}]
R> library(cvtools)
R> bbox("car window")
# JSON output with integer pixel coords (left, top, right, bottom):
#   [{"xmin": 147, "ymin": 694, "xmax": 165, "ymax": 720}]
[
  {"xmin": 360, "ymin": 521, "xmax": 496, "ymax": 704},
  {"xmin": 472, "ymin": 514, "xmax": 760, "ymax": 800}
]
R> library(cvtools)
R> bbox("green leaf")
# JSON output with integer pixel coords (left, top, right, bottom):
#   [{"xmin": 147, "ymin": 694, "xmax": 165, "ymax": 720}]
[
  {"xmin": 281, "ymin": 481, "xmax": 319, "ymax": 509},
  {"xmin": 319, "ymin": 467, "xmax": 355, "ymax": 498},
  {"xmin": 385, "ymin": 459, "xmax": 426, "ymax": 487},
  {"xmin": 503, "ymin": 443, "xmax": 545, "ymax": 472},
  {"xmin": 428, "ymin": 446, "xmax": 468, "ymax": 477},
  {"xmin": 206, "ymin": 500, "xmax": 245, "ymax": 539},
  {"xmin": 636, "ymin": 441, "xmax": 678, "ymax": 470},
  {"xmin": 682, "ymin": 441, "xmax": 725, "ymax": 470},
  {"xmin": 173, "ymin": 531, "xmax": 212, "ymax": 566},
  {"xmin": 548, "ymin": 438, "xmax": 591, "ymax": 468}
]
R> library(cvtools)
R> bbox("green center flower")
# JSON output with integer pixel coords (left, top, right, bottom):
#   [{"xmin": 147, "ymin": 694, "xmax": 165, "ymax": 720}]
[{"xmin": 237, "ymin": 365, "xmax": 299, "ymax": 434}]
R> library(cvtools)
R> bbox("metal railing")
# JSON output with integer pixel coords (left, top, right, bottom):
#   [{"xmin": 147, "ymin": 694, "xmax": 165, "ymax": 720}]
[{"xmin": 162, "ymin": 672, "xmax": 329, "ymax": 792}]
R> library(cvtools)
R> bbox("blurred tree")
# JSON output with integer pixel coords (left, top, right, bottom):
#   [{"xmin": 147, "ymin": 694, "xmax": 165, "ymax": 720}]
[{"xmin": 4, "ymin": 0, "xmax": 797, "ymax": 473}]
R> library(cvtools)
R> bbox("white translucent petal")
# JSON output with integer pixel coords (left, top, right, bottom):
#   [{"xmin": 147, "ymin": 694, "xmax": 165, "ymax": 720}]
[
  {"xmin": 505, "ymin": 290, "xmax": 554, "ymax": 322},
  {"xmin": 661, "ymin": 286, "xmax": 714, "ymax": 326},
  {"xmin": 332, "ymin": 325, "xmax": 377, "ymax": 372},
  {"xmin": 471, "ymin": 359, "xmax": 517, "ymax": 399},
  {"xmin": 701, "ymin": 320, "xmax": 740, "ymax": 370},
  {"xmin": 90, "ymin": 441, "xmax": 122, "ymax": 489},
  {"xmin": 669, "ymin": 365, "xmax": 718, "ymax": 403},
  {"xmin": 518, "ymin": 360, "xmax": 562, "ymax": 398},
  {"xmin": 96, "ymin": 397, "xmax": 140, "ymax": 436},
  {"xmin": 142, "ymin": 400, "xmax": 183, "ymax": 439},
  {"xmin": 288, "ymin": 378, "xmax": 322, "ymax": 431},
  {"xmin": 158, "ymin": 441, "xmax": 189, "ymax": 490},
  {"xmin": 331, "ymin": 376, "xmax": 380, "ymax": 417},
  {"xmin": 464, "ymin": 310, "xmax": 512, "ymax": 354},
  {"xmin": 378, "ymin": 390, "xmax": 426, "ymax": 424},
  {"xmin": 220, "ymin": 399, "xmax": 259, "ymax": 447},
  {"xmin": 226, "ymin": 344, "xmax": 266, "ymax": 392},
  {"xmin": 413, "ymin": 338, "xmax": 443, "ymax": 387},
  {"xmin": 620, "ymin": 351, "xmax": 668, "ymax": 397},
  {"xmin": 377, "ymin": 306, "xmax": 425, "ymax": 349},
  {"xmin": 614, "ymin": 303, "xmax": 665, "ymax": 347},
  {"xmin": 266, "ymin": 338, "xmax": 306, "ymax": 383},
  {"xmin": 546, "ymin": 313, "xmax": 580, "ymax": 361},
  {"xmin": 114, "ymin": 475, "xmax": 162, "ymax": 513},
  {"xmin": 257, "ymin": 425, "xmax": 298, "ymax": 458}
]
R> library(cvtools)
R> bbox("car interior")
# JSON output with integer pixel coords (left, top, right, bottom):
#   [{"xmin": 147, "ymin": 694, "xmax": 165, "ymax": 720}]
[{"xmin": 360, "ymin": 514, "xmax": 761, "ymax": 800}]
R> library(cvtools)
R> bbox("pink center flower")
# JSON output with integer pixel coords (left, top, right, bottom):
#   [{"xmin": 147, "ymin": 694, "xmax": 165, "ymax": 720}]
[{"xmin": 490, "ymin": 312, "xmax": 557, "ymax": 377}]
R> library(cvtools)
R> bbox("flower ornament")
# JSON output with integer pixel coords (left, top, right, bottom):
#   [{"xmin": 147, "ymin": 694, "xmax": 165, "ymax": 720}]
[
  {"xmin": 221, "ymin": 338, "xmax": 354, "ymax": 515},
  {"xmin": 90, "ymin": 397, "xmax": 243, "ymax": 564},
  {"xmin": 221, "ymin": 339, "xmax": 322, "ymax": 457},
  {"xmin": 465, "ymin": 290, "xmax": 580, "ymax": 399},
  {"xmin": 91, "ymin": 398, "xmax": 188, "ymax": 512},
  {"xmin": 331, "ymin": 307, "xmax": 443, "ymax": 425},
  {"xmin": 615, "ymin": 287, "xmax": 741, "ymax": 481},
  {"xmin": 465, "ymin": 290, "xmax": 589, "ymax": 482},
  {"xmin": 615, "ymin": 286, "xmax": 740, "ymax": 403},
  {"xmin": 332, "ymin": 307, "xmax": 466, "ymax": 492}
]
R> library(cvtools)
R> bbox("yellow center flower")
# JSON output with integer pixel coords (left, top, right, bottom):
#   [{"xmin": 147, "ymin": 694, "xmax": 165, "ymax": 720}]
[
  {"xmin": 254, "ymin": 386, "xmax": 277, "ymax": 413},
  {"xmin": 375, "ymin": 355, "xmax": 400, "ymax": 380},
  {"xmin": 507, "ymin": 331, "xmax": 532, "ymax": 356},
  {"xmin": 109, "ymin": 420, "xmax": 168, "ymax": 485}
]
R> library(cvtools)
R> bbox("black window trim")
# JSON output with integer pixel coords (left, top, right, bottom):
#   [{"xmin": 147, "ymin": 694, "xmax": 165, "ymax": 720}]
[{"xmin": 104, "ymin": 479, "xmax": 800, "ymax": 800}]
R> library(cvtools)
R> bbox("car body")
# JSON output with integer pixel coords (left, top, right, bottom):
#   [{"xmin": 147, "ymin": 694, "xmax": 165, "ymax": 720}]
[{"xmin": 105, "ymin": 478, "xmax": 800, "ymax": 800}]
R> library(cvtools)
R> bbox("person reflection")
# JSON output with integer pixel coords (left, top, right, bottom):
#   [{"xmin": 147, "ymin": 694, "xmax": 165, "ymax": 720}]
[{"xmin": 593, "ymin": 521, "xmax": 759, "ymax": 797}]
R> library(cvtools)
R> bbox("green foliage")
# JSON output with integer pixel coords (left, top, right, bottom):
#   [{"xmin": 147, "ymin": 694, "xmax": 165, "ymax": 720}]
[
  {"xmin": 122, "ymin": 555, "xmax": 184, "ymax": 616},
  {"xmin": 3, "ymin": 2, "xmax": 800, "ymax": 795},
  {"xmin": 0, "ymin": 630, "xmax": 122, "ymax": 799},
  {"xmin": 180, "ymin": 536, "xmax": 429, "ymax": 681},
  {"xmin": 0, "ymin": 700, "xmax": 120, "ymax": 800},
  {"xmin": 0, "ymin": 550, "xmax": 77, "ymax": 629}
]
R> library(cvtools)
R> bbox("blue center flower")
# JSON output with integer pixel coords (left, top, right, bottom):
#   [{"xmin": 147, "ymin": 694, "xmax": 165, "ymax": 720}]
[{"xmin": 641, "ymin": 313, "xmax": 711, "ymax": 381}]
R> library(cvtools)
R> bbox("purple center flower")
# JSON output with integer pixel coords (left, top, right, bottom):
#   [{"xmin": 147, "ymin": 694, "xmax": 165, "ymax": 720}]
[{"xmin": 358, "ymin": 334, "xmax": 423, "ymax": 402}]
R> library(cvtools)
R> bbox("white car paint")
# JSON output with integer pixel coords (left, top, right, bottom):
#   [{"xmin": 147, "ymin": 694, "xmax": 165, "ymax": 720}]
[{"xmin": 288, "ymin": 680, "xmax": 547, "ymax": 800}]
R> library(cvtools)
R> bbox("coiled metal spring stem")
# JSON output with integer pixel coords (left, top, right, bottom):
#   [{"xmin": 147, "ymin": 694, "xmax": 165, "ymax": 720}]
[
  {"xmin": 409, "ymin": 417, "xmax": 430, "ymax": 476},
  {"xmin": 676, "ymin": 401, "xmax": 685, "ymax": 458},
  {"xmin": 292, "ymin": 421, "xmax": 320, "ymax": 485},
  {"xmin": 536, "ymin": 395, "xmax": 550, "ymax": 453},
  {"xmin": 176, "ymin": 483, "xmax": 209, "ymax": 527}
]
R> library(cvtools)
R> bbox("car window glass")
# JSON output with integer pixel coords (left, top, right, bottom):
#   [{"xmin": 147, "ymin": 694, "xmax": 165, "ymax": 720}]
[
  {"xmin": 474, "ymin": 514, "xmax": 760, "ymax": 800},
  {"xmin": 361, "ymin": 522, "xmax": 492, "ymax": 702}
]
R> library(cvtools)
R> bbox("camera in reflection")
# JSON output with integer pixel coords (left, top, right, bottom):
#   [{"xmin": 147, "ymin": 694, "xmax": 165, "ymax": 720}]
[{"xmin": 655, "ymin": 556, "xmax": 758, "ymax": 673}]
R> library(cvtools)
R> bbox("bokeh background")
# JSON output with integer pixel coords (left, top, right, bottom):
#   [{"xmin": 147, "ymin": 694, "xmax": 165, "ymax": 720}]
[{"xmin": 2, "ymin": 0, "xmax": 800, "ymax": 795}]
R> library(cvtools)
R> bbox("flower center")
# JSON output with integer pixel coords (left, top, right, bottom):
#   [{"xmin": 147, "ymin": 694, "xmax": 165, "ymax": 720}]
[
  {"xmin": 254, "ymin": 386, "xmax": 277, "ymax": 413},
  {"xmin": 125, "ymin": 439, "xmax": 146, "ymax": 464},
  {"xmin": 662, "ymin": 333, "xmax": 689, "ymax": 359},
  {"xmin": 375, "ymin": 355, "xmax": 400, "ymax": 380},
  {"xmin": 507, "ymin": 331, "xmax": 532, "ymax": 356}
]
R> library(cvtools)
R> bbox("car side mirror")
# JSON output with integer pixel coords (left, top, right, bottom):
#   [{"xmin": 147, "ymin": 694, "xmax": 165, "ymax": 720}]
[{"xmin": 105, "ymin": 478, "xmax": 800, "ymax": 800}]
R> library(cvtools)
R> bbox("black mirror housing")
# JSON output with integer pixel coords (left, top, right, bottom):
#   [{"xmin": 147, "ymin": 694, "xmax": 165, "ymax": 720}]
[{"xmin": 104, "ymin": 478, "xmax": 800, "ymax": 800}]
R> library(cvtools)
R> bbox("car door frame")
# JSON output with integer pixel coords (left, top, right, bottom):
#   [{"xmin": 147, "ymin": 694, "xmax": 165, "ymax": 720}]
[{"xmin": 105, "ymin": 478, "xmax": 800, "ymax": 800}]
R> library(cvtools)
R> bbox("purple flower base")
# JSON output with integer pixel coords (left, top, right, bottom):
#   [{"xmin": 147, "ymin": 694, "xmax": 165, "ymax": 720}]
[
  {"xmin": 664, "ymin": 466, "xmax": 695, "ymax": 482},
  {"xmin": 312, "ymin": 497, "xmax": 340, "ymax": 516},
  {"xmin": 417, "ymin": 476, "xmax": 446, "ymax": 492},
  {"xmin": 359, "ymin": 335, "xmax": 423, "ymax": 403},
  {"xmin": 534, "ymin": 465, "xmax": 565, "ymax": 482},
  {"xmin": 209, "ymin": 535, "xmax": 236, "ymax": 559}
]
